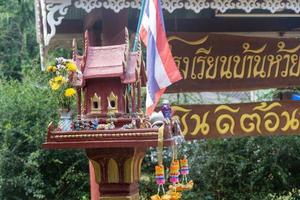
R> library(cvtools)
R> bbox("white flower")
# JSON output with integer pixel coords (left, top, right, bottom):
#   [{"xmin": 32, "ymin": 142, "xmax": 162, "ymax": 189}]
[{"xmin": 56, "ymin": 57, "xmax": 66, "ymax": 64}]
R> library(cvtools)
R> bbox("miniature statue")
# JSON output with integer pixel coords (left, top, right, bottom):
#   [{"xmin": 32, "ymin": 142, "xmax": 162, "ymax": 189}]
[
  {"xmin": 161, "ymin": 100, "xmax": 172, "ymax": 120},
  {"xmin": 97, "ymin": 124, "xmax": 106, "ymax": 130},
  {"xmin": 122, "ymin": 118, "xmax": 137, "ymax": 129},
  {"xmin": 74, "ymin": 120, "xmax": 81, "ymax": 131},
  {"xmin": 131, "ymin": 118, "xmax": 137, "ymax": 129},
  {"xmin": 122, "ymin": 124, "xmax": 132, "ymax": 129},
  {"xmin": 83, "ymin": 120, "xmax": 91, "ymax": 130},
  {"xmin": 91, "ymin": 118, "xmax": 99, "ymax": 130},
  {"xmin": 106, "ymin": 121, "xmax": 115, "ymax": 130}
]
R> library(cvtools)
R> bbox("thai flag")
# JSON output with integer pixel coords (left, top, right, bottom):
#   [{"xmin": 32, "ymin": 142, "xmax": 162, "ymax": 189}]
[{"xmin": 138, "ymin": 0, "xmax": 182, "ymax": 115}]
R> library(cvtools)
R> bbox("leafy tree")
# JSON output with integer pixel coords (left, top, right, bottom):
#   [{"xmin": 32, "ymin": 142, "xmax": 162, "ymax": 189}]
[
  {"xmin": 0, "ymin": 1, "xmax": 300, "ymax": 200},
  {"xmin": 181, "ymin": 137, "xmax": 300, "ymax": 200},
  {"xmin": 0, "ymin": 0, "xmax": 39, "ymax": 80},
  {"xmin": 0, "ymin": 70, "xmax": 89, "ymax": 199}
]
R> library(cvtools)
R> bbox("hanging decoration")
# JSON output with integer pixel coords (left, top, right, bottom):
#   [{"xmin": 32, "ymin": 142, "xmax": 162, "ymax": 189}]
[
  {"xmin": 150, "ymin": 101, "xmax": 194, "ymax": 200},
  {"xmin": 151, "ymin": 126, "xmax": 167, "ymax": 200}
]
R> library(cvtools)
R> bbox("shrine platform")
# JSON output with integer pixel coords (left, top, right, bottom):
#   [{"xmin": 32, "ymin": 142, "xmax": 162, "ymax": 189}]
[{"xmin": 43, "ymin": 122, "xmax": 176, "ymax": 149}]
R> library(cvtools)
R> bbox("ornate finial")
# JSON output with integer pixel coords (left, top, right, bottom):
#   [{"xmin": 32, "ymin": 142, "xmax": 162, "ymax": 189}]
[
  {"xmin": 84, "ymin": 30, "xmax": 89, "ymax": 52},
  {"xmin": 72, "ymin": 38, "xmax": 77, "ymax": 59},
  {"xmin": 124, "ymin": 27, "xmax": 129, "ymax": 45},
  {"xmin": 136, "ymin": 37, "xmax": 142, "ymax": 68},
  {"xmin": 124, "ymin": 27, "xmax": 129, "ymax": 62}
]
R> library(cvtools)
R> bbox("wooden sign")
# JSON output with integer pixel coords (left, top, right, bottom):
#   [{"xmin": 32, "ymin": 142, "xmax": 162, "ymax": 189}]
[
  {"xmin": 167, "ymin": 33, "xmax": 300, "ymax": 92},
  {"xmin": 172, "ymin": 100, "xmax": 300, "ymax": 140}
]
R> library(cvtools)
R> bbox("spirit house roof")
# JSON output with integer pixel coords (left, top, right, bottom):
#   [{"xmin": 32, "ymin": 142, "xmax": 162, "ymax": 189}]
[
  {"xmin": 80, "ymin": 27, "xmax": 144, "ymax": 83},
  {"xmin": 84, "ymin": 44, "xmax": 126, "ymax": 79}
]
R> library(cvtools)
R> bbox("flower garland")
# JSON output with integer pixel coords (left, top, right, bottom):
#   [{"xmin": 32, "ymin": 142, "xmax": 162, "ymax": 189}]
[{"xmin": 150, "ymin": 100, "xmax": 194, "ymax": 200}]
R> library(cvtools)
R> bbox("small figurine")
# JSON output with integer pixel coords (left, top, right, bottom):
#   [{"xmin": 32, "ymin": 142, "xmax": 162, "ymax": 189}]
[
  {"xmin": 161, "ymin": 100, "xmax": 172, "ymax": 120},
  {"xmin": 122, "ymin": 124, "xmax": 132, "ymax": 129},
  {"xmin": 83, "ymin": 120, "xmax": 91, "ymax": 130},
  {"xmin": 122, "ymin": 118, "xmax": 137, "ymax": 129},
  {"xmin": 74, "ymin": 120, "xmax": 81, "ymax": 131},
  {"xmin": 91, "ymin": 118, "xmax": 99, "ymax": 130},
  {"xmin": 80, "ymin": 120, "xmax": 85, "ymax": 130},
  {"xmin": 97, "ymin": 124, "xmax": 106, "ymax": 130},
  {"xmin": 97, "ymin": 122, "xmax": 115, "ymax": 130},
  {"xmin": 106, "ymin": 121, "xmax": 115, "ymax": 130},
  {"xmin": 131, "ymin": 118, "xmax": 137, "ymax": 129}
]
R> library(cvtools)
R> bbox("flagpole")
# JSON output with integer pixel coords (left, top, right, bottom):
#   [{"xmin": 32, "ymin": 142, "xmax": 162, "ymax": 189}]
[{"xmin": 132, "ymin": 0, "xmax": 146, "ymax": 52}]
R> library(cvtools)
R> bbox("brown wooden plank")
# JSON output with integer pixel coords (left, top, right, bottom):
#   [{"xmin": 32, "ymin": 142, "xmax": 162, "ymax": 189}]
[
  {"xmin": 167, "ymin": 33, "xmax": 300, "ymax": 92},
  {"xmin": 172, "ymin": 100, "xmax": 300, "ymax": 139}
]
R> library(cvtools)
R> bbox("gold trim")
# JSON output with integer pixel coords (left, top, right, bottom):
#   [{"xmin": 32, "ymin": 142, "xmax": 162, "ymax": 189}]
[
  {"xmin": 168, "ymin": 35, "xmax": 208, "ymax": 45},
  {"xmin": 107, "ymin": 91, "xmax": 118, "ymax": 114},
  {"xmin": 91, "ymin": 93, "xmax": 101, "ymax": 114},
  {"xmin": 52, "ymin": 132, "xmax": 158, "ymax": 139},
  {"xmin": 137, "ymin": 156, "xmax": 143, "ymax": 180},
  {"xmin": 108, "ymin": 159, "xmax": 119, "ymax": 183},
  {"xmin": 100, "ymin": 193, "xmax": 139, "ymax": 200}
]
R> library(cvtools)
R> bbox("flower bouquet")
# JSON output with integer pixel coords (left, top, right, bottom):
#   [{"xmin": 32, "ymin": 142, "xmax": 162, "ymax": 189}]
[{"xmin": 47, "ymin": 57, "xmax": 82, "ymax": 131}]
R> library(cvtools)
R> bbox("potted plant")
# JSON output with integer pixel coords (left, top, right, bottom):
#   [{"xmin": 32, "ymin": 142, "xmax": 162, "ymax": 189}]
[{"xmin": 47, "ymin": 57, "xmax": 81, "ymax": 131}]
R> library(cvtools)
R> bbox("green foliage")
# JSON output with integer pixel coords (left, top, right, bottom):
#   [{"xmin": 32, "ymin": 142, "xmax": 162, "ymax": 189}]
[
  {"xmin": 0, "ymin": 1, "xmax": 300, "ymax": 199},
  {"xmin": 0, "ymin": 0, "xmax": 39, "ymax": 80},
  {"xmin": 140, "ymin": 136, "xmax": 300, "ymax": 200},
  {"xmin": 186, "ymin": 137, "xmax": 300, "ymax": 200},
  {"xmin": 0, "ymin": 70, "xmax": 89, "ymax": 199}
]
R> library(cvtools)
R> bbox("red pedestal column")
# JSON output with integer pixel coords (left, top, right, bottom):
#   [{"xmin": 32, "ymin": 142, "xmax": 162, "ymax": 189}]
[
  {"xmin": 87, "ymin": 148, "xmax": 145, "ymax": 200},
  {"xmin": 89, "ymin": 160, "xmax": 100, "ymax": 200}
]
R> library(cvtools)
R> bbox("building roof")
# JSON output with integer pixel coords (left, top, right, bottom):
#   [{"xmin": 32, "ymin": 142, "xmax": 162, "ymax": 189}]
[
  {"xmin": 83, "ymin": 44, "xmax": 126, "ymax": 79},
  {"xmin": 36, "ymin": 0, "xmax": 300, "ymax": 69}
]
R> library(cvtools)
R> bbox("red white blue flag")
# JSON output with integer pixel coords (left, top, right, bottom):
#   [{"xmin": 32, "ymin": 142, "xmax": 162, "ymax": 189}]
[{"xmin": 138, "ymin": 0, "xmax": 182, "ymax": 115}]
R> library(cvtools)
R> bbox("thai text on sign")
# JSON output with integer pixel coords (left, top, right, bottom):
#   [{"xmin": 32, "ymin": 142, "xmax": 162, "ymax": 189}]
[
  {"xmin": 167, "ymin": 33, "xmax": 300, "ymax": 92},
  {"xmin": 173, "ymin": 101, "xmax": 300, "ymax": 140}
]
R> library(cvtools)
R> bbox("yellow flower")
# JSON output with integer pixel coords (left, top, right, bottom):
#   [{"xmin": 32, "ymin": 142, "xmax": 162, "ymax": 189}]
[
  {"xmin": 66, "ymin": 61, "xmax": 77, "ymax": 72},
  {"xmin": 47, "ymin": 65, "xmax": 57, "ymax": 72},
  {"xmin": 54, "ymin": 75, "xmax": 67, "ymax": 84},
  {"xmin": 49, "ymin": 79, "xmax": 60, "ymax": 90},
  {"xmin": 64, "ymin": 88, "xmax": 76, "ymax": 97},
  {"xmin": 49, "ymin": 76, "xmax": 66, "ymax": 90}
]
